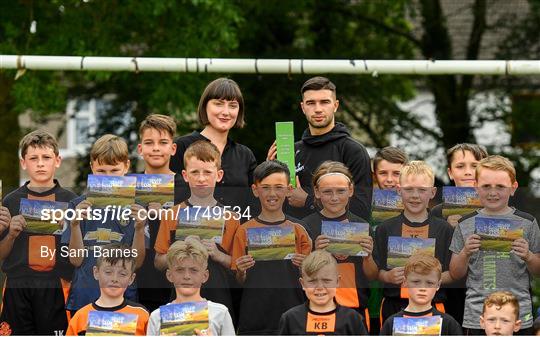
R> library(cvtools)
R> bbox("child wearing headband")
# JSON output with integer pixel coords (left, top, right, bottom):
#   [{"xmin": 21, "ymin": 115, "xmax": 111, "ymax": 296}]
[{"xmin": 302, "ymin": 161, "xmax": 378, "ymax": 332}]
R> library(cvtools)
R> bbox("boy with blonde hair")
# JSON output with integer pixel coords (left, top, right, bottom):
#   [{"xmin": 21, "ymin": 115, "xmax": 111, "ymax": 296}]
[
  {"xmin": 62, "ymin": 134, "xmax": 148, "ymax": 314},
  {"xmin": 279, "ymin": 250, "xmax": 367, "ymax": 335},
  {"xmin": 450, "ymin": 155, "xmax": 540, "ymax": 334},
  {"xmin": 67, "ymin": 243, "xmax": 149, "ymax": 335},
  {"xmin": 380, "ymin": 254, "xmax": 462, "ymax": 335},
  {"xmin": 0, "ymin": 130, "xmax": 77, "ymax": 335},
  {"xmin": 147, "ymin": 238, "xmax": 235, "ymax": 335},
  {"xmin": 480, "ymin": 291, "xmax": 521, "ymax": 336},
  {"xmin": 374, "ymin": 161, "xmax": 454, "ymax": 325}
]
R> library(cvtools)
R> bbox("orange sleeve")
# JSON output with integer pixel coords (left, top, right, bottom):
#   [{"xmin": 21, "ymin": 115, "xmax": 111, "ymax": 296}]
[
  {"xmin": 231, "ymin": 225, "xmax": 248, "ymax": 270},
  {"xmin": 221, "ymin": 215, "xmax": 241, "ymax": 255},
  {"xmin": 154, "ymin": 205, "xmax": 179, "ymax": 254},
  {"xmin": 66, "ymin": 305, "xmax": 90, "ymax": 336},
  {"xmin": 136, "ymin": 310, "xmax": 149, "ymax": 336},
  {"xmin": 294, "ymin": 223, "xmax": 313, "ymax": 256}
]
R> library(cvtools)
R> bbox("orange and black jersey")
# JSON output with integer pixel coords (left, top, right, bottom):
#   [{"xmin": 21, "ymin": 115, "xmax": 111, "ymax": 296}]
[
  {"xmin": 373, "ymin": 212, "xmax": 453, "ymax": 302},
  {"xmin": 169, "ymin": 131, "xmax": 257, "ymax": 212},
  {"xmin": 155, "ymin": 201, "xmax": 240, "ymax": 257},
  {"xmin": 380, "ymin": 307, "xmax": 462, "ymax": 335},
  {"xmin": 66, "ymin": 299, "xmax": 149, "ymax": 336},
  {"xmin": 231, "ymin": 216, "xmax": 312, "ymax": 335},
  {"xmin": 279, "ymin": 301, "xmax": 368, "ymax": 335},
  {"xmin": 1, "ymin": 180, "xmax": 77, "ymax": 279},
  {"xmin": 302, "ymin": 211, "xmax": 370, "ymax": 312}
]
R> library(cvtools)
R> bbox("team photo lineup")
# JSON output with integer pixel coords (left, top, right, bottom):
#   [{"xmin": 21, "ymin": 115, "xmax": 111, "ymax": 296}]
[{"xmin": 0, "ymin": 76, "xmax": 539, "ymax": 336}]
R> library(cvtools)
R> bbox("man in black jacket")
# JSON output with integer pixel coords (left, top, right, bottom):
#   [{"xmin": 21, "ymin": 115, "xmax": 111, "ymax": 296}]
[{"xmin": 268, "ymin": 76, "xmax": 372, "ymax": 220}]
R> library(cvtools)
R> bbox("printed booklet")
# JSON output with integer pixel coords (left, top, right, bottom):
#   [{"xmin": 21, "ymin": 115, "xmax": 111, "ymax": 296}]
[
  {"xmin": 442, "ymin": 186, "xmax": 481, "ymax": 219},
  {"xmin": 321, "ymin": 221, "xmax": 369, "ymax": 256},
  {"xmin": 20, "ymin": 198, "xmax": 68, "ymax": 235},
  {"xmin": 175, "ymin": 207, "xmax": 225, "ymax": 244},
  {"xmin": 372, "ymin": 189, "xmax": 403, "ymax": 226},
  {"xmin": 86, "ymin": 311, "xmax": 138, "ymax": 336},
  {"xmin": 160, "ymin": 301, "xmax": 209, "ymax": 336},
  {"xmin": 247, "ymin": 225, "xmax": 296, "ymax": 261},
  {"xmin": 475, "ymin": 217, "xmax": 523, "ymax": 252},
  {"xmin": 387, "ymin": 236, "xmax": 436, "ymax": 268},
  {"xmin": 129, "ymin": 174, "xmax": 174, "ymax": 208},
  {"xmin": 392, "ymin": 316, "xmax": 442, "ymax": 336},
  {"xmin": 87, "ymin": 175, "xmax": 136, "ymax": 208}
]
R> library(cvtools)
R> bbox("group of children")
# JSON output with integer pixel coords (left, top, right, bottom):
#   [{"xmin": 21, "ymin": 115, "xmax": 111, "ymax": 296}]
[{"xmin": 0, "ymin": 112, "xmax": 538, "ymax": 336}]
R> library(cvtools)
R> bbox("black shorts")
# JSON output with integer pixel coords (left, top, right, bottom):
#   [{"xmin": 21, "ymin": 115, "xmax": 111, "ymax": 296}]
[{"xmin": 0, "ymin": 277, "xmax": 68, "ymax": 335}]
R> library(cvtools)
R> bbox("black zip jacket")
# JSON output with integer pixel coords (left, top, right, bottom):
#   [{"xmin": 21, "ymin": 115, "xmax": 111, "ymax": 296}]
[{"xmin": 293, "ymin": 122, "xmax": 372, "ymax": 220}]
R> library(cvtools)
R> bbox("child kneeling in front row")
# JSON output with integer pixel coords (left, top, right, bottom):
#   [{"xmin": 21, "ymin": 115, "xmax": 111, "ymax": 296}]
[
  {"xmin": 147, "ymin": 238, "xmax": 235, "ymax": 336},
  {"xmin": 279, "ymin": 250, "xmax": 368, "ymax": 335},
  {"xmin": 67, "ymin": 243, "xmax": 149, "ymax": 335},
  {"xmin": 481, "ymin": 291, "xmax": 521, "ymax": 336},
  {"xmin": 381, "ymin": 254, "xmax": 462, "ymax": 335}
]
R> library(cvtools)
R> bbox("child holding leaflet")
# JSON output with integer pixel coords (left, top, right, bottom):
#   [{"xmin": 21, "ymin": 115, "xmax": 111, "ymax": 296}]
[
  {"xmin": 66, "ymin": 243, "xmax": 149, "ymax": 335},
  {"xmin": 147, "ymin": 238, "xmax": 235, "ymax": 335},
  {"xmin": 380, "ymin": 254, "xmax": 462, "ymax": 335},
  {"xmin": 232, "ymin": 160, "xmax": 312, "ymax": 335},
  {"xmin": 302, "ymin": 161, "xmax": 377, "ymax": 329},
  {"xmin": 449, "ymin": 155, "xmax": 540, "ymax": 334},
  {"xmin": 279, "ymin": 250, "xmax": 368, "ymax": 335}
]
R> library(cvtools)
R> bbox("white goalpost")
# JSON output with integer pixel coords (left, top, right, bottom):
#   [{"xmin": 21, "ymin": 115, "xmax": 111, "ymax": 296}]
[{"xmin": 2, "ymin": 55, "xmax": 540, "ymax": 75}]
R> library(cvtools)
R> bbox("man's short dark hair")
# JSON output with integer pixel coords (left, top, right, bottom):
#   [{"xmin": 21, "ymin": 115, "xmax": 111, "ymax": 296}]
[
  {"xmin": 301, "ymin": 76, "xmax": 336, "ymax": 98},
  {"xmin": 253, "ymin": 160, "xmax": 290, "ymax": 184}
]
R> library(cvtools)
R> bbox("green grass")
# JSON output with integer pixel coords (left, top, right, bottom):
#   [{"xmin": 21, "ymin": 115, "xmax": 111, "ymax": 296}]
[
  {"xmin": 372, "ymin": 209, "xmax": 401, "ymax": 223},
  {"xmin": 249, "ymin": 245, "xmax": 295, "ymax": 261},
  {"xmin": 135, "ymin": 193, "xmax": 173, "ymax": 205},
  {"xmin": 25, "ymin": 219, "xmax": 59, "ymax": 235},
  {"xmin": 86, "ymin": 328, "xmax": 134, "ymax": 336},
  {"xmin": 160, "ymin": 322, "xmax": 208, "ymax": 336},
  {"xmin": 442, "ymin": 207, "xmax": 478, "ymax": 218},
  {"xmin": 480, "ymin": 238, "xmax": 512, "ymax": 252},
  {"xmin": 176, "ymin": 228, "xmax": 222, "ymax": 241},
  {"xmin": 327, "ymin": 242, "xmax": 364, "ymax": 256},
  {"xmin": 387, "ymin": 256, "xmax": 408, "ymax": 268},
  {"xmin": 88, "ymin": 195, "xmax": 133, "ymax": 208}
]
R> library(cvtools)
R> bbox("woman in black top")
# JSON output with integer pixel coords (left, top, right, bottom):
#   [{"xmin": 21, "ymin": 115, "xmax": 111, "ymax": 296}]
[{"xmin": 170, "ymin": 78, "xmax": 257, "ymax": 214}]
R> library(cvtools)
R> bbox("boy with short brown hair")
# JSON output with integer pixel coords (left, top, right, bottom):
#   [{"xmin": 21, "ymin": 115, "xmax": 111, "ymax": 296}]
[
  {"xmin": 480, "ymin": 291, "xmax": 521, "ymax": 336},
  {"xmin": 380, "ymin": 254, "xmax": 462, "ymax": 335},
  {"xmin": 137, "ymin": 113, "xmax": 177, "ymax": 175},
  {"xmin": 373, "ymin": 146, "xmax": 409, "ymax": 190},
  {"xmin": 279, "ymin": 250, "xmax": 368, "ymax": 335},
  {"xmin": 136, "ymin": 113, "xmax": 177, "ymax": 312},
  {"xmin": 62, "ymin": 134, "xmax": 148, "ymax": 314},
  {"xmin": 449, "ymin": 155, "xmax": 540, "ymax": 334},
  {"xmin": 67, "ymin": 243, "xmax": 149, "ymax": 335},
  {"xmin": 0, "ymin": 130, "xmax": 77, "ymax": 335}
]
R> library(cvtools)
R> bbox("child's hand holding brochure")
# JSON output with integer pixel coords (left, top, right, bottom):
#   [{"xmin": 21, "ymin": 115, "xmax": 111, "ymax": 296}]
[{"xmin": 160, "ymin": 301, "xmax": 209, "ymax": 336}]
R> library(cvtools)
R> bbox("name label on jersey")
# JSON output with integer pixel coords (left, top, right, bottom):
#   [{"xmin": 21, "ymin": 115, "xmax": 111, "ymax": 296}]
[{"xmin": 306, "ymin": 312, "xmax": 336, "ymax": 333}]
